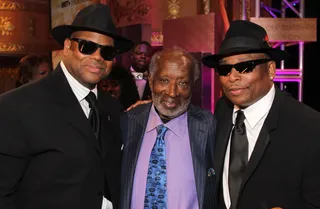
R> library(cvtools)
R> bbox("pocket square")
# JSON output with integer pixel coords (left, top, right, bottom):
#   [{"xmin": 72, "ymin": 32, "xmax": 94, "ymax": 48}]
[{"xmin": 207, "ymin": 168, "xmax": 215, "ymax": 177}]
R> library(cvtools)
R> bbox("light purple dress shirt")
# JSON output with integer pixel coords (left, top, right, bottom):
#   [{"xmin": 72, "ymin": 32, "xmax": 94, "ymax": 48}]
[{"xmin": 131, "ymin": 105, "xmax": 199, "ymax": 209}]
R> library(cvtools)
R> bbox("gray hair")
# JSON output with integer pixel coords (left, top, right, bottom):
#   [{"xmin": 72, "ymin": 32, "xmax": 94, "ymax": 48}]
[{"xmin": 149, "ymin": 46, "xmax": 200, "ymax": 83}]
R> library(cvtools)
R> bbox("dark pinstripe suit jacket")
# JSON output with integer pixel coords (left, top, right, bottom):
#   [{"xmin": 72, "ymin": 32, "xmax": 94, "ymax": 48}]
[{"xmin": 120, "ymin": 103, "xmax": 216, "ymax": 209}]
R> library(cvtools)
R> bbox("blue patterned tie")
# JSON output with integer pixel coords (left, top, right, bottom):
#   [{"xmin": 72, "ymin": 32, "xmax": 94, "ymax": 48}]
[{"xmin": 144, "ymin": 125, "xmax": 168, "ymax": 209}]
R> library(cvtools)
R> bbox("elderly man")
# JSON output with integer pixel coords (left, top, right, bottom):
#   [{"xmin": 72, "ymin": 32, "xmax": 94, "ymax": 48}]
[
  {"xmin": 0, "ymin": 4, "xmax": 133, "ymax": 209},
  {"xmin": 120, "ymin": 47, "xmax": 216, "ymax": 209},
  {"xmin": 202, "ymin": 20, "xmax": 320, "ymax": 209}
]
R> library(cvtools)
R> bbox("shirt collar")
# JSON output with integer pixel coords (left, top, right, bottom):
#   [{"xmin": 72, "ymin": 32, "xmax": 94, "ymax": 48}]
[
  {"xmin": 130, "ymin": 66, "xmax": 145, "ymax": 80},
  {"xmin": 60, "ymin": 61, "xmax": 98, "ymax": 102},
  {"xmin": 146, "ymin": 105, "xmax": 188, "ymax": 139},
  {"xmin": 233, "ymin": 84, "xmax": 275, "ymax": 129}
]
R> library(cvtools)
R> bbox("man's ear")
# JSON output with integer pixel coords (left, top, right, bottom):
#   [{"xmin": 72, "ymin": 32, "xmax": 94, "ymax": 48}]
[
  {"xmin": 268, "ymin": 61, "xmax": 276, "ymax": 80},
  {"xmin": 63, "ymin": 39, "xmax": 71, "ymax": 56}
]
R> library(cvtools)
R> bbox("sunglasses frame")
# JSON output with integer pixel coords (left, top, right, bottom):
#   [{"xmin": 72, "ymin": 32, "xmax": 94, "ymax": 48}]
[
  {"xmin": 216, "ymin": 59, "xmax": 271, "ymax": 76},
  {"xmin": 70, "ymin": 38, "xmax": 117, "ymax": 61}
]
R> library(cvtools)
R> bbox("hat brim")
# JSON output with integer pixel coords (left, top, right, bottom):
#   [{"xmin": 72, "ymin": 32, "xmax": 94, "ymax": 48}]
[
  {"xmin": 51, "ymin": 25, "xmax": 133, "ymax": 54},
  {"xmin": 202, "ymin": 47, "xmax": 290, "ymax": 68}
]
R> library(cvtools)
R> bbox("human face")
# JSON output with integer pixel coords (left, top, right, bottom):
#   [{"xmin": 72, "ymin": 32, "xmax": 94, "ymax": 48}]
[
  {"xmin": 63, "ymin": 31, "xmax": 114, "ymax": 89},
  {"xmin": 218, "ymin": 53, "xmax": 275, "ymax": 108},
  {"xmin": 131, "ymin": 44, "xmax": 152, "ymax": 73},
  {"xmin": 99, "ymin": 79, "xmax": 121, "ymax": 99},
  {"xmin": 149, "ymin": 56, "xmax": 192, "ymax": 119},
  {"xmin": 32, "ymin": 62, "xmax": 51, "ymax": 80}
]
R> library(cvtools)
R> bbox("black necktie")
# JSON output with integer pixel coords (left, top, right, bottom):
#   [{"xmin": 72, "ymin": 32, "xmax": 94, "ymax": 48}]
[
  {"xmin": 229, "ymin": 110, "xmax": 248, "ymax": 209},
  {"xmin": 85, "ymin": 92, "xmax": 100, "ymax": 138}
]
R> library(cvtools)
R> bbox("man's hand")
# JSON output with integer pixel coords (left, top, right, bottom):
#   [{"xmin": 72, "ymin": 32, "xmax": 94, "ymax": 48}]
[{"xmin": 126, "ymin": 100, "xmax": 152, "ymax": 111}]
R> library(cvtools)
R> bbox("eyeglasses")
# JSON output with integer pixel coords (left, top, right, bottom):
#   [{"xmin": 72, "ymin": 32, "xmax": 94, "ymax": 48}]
[
  {"xmin": 216, "ymin": 59, "xmax": 271, "ymax": 76},
  {"xmin": 70, "ymin": 38, "xmax": 117, "ymax": 61}
]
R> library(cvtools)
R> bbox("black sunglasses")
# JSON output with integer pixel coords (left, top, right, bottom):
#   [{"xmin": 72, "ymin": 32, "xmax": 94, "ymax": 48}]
[
  {"xmin": 70, "ymin": 38, "xmax": 117, "ymax": 61},
  {"xmin": 216, "ymin": 59, "xmax": 271, "ymax": 76}
]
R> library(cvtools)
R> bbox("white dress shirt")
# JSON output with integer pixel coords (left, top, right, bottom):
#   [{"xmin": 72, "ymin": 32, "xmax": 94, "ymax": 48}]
[
  {"xmin": 60, "ymin": 62, "xmax": 112, "ymax": 209},
  {"xmin": 130, "ymin": 66, "xmax": 147, "ymax": 99},
  {"xmin": 222, "ymin": 85, "xmax": 275, "ymax": 208},
  {"xmin": 60, "ymin": 61, "xmax": 97, "ymax": 117}
]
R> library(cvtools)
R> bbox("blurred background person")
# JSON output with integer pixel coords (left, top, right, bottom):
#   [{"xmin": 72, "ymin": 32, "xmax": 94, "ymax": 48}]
[
  {"xmin": 15, "ymin": 54, "xmax": 52, "ymax": 87},
  {"xmin": 99, "ymin": 65, "xmax": 140, "ymax": 110},
  {"xmin": 129, "ymin": 41, "xmax": 152, "ymax": 100}
]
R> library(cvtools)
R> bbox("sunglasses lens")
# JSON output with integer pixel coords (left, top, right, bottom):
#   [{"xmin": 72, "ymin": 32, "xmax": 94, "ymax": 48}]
[
  {"xmin": 234, "ymin": 63, "xmax": 254, "ymax": 74},
  {"xmin": 78, "ymin": 40, "xmax": 98, "ymax": 55},
  {"xmin": 216, "ymin": 65, "xmax": 232, "ymax": 76},
  {"xmin": 100, "ymin": 46, "xmax": 117, "ymax": 61}
]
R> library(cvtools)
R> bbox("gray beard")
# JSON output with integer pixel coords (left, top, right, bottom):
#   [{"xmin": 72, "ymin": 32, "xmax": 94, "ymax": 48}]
[{"xmin": 152, "ymin": 92, "xmax": 191, "ymax": 119}]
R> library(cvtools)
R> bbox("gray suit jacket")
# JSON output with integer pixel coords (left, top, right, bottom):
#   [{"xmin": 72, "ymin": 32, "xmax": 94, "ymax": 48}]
[{"xmin": 120, "ymin": 103, "xmax": 216, "ymax": 209}]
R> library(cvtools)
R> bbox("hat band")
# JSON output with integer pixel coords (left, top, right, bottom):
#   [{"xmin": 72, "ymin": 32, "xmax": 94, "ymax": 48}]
[{"xmin": 220, "ymin": 37, "xmax": 270, "ymax": 52}]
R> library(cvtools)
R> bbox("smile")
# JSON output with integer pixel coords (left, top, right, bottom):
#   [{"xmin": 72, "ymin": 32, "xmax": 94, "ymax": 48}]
[{"xmin": 162, "ymin": 100, "xmax": 177, "ymax": 108}]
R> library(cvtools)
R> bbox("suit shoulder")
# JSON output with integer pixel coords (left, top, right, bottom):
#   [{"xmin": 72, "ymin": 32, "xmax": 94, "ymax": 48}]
[
  {"xmin": 0, "ymin": 79, "xmax": 47, "ymax": 106},
  {"xmin": 127, "ymin": 103, "xmax": 151, "ymax": 118},
  {"xmin": 281, "ymin": 92, "xmax": 320, "ymax": 121},
  {"xmin": 189, "ymin": 104, "xmax": 215, "ymax": 123}
]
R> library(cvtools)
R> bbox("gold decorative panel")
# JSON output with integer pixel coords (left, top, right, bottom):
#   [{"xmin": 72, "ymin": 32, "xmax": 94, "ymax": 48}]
[
  {"xmin": 0, "ymin": 0, "xmax": 23, "ymax": 10},
  {"xmin": 0, "ymin": 42, "xmax": 24, "ymax": 52},
  {"xmin": 202, "ymin": 0, "xmax": 210, "ymax": 14},
  {"xmin": 0, "ymin": 16, "xmax": 14, "ymax": 35},
  {"xmin": 168, "ymin": 0, "xmax": 180, "ymax": 19},
  {"xmin": 151, "ymin": 31, "xmax": 163, "ymax": 46},
  {"xmin": 110, "ymin": 0, "xmax": 151, "ymax": 26}
]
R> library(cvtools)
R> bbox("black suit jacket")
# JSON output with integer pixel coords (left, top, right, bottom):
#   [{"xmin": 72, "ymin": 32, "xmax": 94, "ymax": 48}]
[
  {"xmin": 0, "ymin": 65, "xmax": 123, "ymax": 209},
  {"xmin": 214, "ymin": 88, "xmax": 320, "ymax": 209},
  {"xmin": 120, "ymin": 103, "xmax": 216, "ymax": 209},
  {"xmin": 129, "ymin": 68, "xmax": 152, "ymax": 100}
]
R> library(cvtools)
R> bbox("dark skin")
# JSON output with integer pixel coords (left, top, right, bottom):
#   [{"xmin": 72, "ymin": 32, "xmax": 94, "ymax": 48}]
[
  {"xmin": 218, "ymin": 53, "xmax": 276, "ymax": 109},
  {"xmin": 62, "ymin": 31, "xmax": 114, "ymax": 90},
  {"xmin": 131, "ymin": 44, "xmax": 152, "ymax": 73},
  {"xmin": 149, "ymin": 52, "xmax": 193, "ymax": 120}
]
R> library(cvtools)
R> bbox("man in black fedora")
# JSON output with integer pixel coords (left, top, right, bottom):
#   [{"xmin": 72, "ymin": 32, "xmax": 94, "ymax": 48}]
[
  {"xmin": 0, "ymin": 3, "xmax": 133, "ymax": 209},
  {"xmin": 202, "ymin": 20, "xmax": 320, "ymax": 209}
]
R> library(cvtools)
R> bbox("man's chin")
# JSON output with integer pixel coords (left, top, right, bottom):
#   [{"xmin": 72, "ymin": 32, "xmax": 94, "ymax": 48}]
[{"xmin": 134, "ymin": 66, "xmax": 147, "ymax": 73}]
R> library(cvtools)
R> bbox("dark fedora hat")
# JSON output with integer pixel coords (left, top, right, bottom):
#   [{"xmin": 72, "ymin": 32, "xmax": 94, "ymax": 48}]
[
  {"xmin": 202, "ymin": 20, "xmax": 289, "ymax": 68},
  {"xmin": 51, "ymin": 3, "xmax": 133, "ymax": 53}
]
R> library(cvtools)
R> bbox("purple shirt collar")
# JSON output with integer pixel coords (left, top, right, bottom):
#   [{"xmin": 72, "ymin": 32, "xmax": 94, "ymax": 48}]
[{"xmin": 145, "ymin": 105, "xmax": 188, "ymax": 139}]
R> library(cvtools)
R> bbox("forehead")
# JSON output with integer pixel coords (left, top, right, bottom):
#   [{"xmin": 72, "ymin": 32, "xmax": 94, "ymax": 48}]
[
  {"xmin": 134, "ymin": 44, "xmax": 151, "ymax": 53},
  {"xmin": 156, "ymin": 56, "xmax": 192, "ymax": 76},
  {"xmin": 220, "ymin": 53, "xmax": 268, "ymax": 64},
  {"xmin": 71, "ymin": 31, "xmax": 114, "ymax": 45}
]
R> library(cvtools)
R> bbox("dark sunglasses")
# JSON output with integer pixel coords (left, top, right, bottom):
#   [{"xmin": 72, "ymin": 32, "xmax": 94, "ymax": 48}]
[
  {"xmin": 70, "ymin": 38, "xmax": 117, "ymax": 61},
  {"xmin": 216, "ymin": 59, "xmax": 271, "ymax": 76}
]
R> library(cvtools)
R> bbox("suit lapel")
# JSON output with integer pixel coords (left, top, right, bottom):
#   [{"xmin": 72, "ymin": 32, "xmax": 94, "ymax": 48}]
[
  {"xmin": 215, "ymin": 99, "xmax": 233, "ymax": 185},
  {"xmin": 188, "ymin": 105, "xmax": 208, "ymax": 209},
  {"xmin": 47, "ymin": 65, "xmax": 99, "ymax": 153},
  {"xmin": 239, "ymin": 88, "xmax": 283, "ymax": 193},
  {"xmin": 142, "ymin": 80, "xmax": 151, "ymax": 100},
  {"xmin": 125, "ymin": 103, "xmax": 152, "ymax": 206}
]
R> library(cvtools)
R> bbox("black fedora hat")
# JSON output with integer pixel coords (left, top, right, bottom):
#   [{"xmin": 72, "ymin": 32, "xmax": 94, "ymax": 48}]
[
  {"xmin": 51, "ymin": 3, "xmax": 133, "ymax": 53},
  {"xmin": 202, "ymin": 20, "xmax": 289, "ymax": 68}
]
